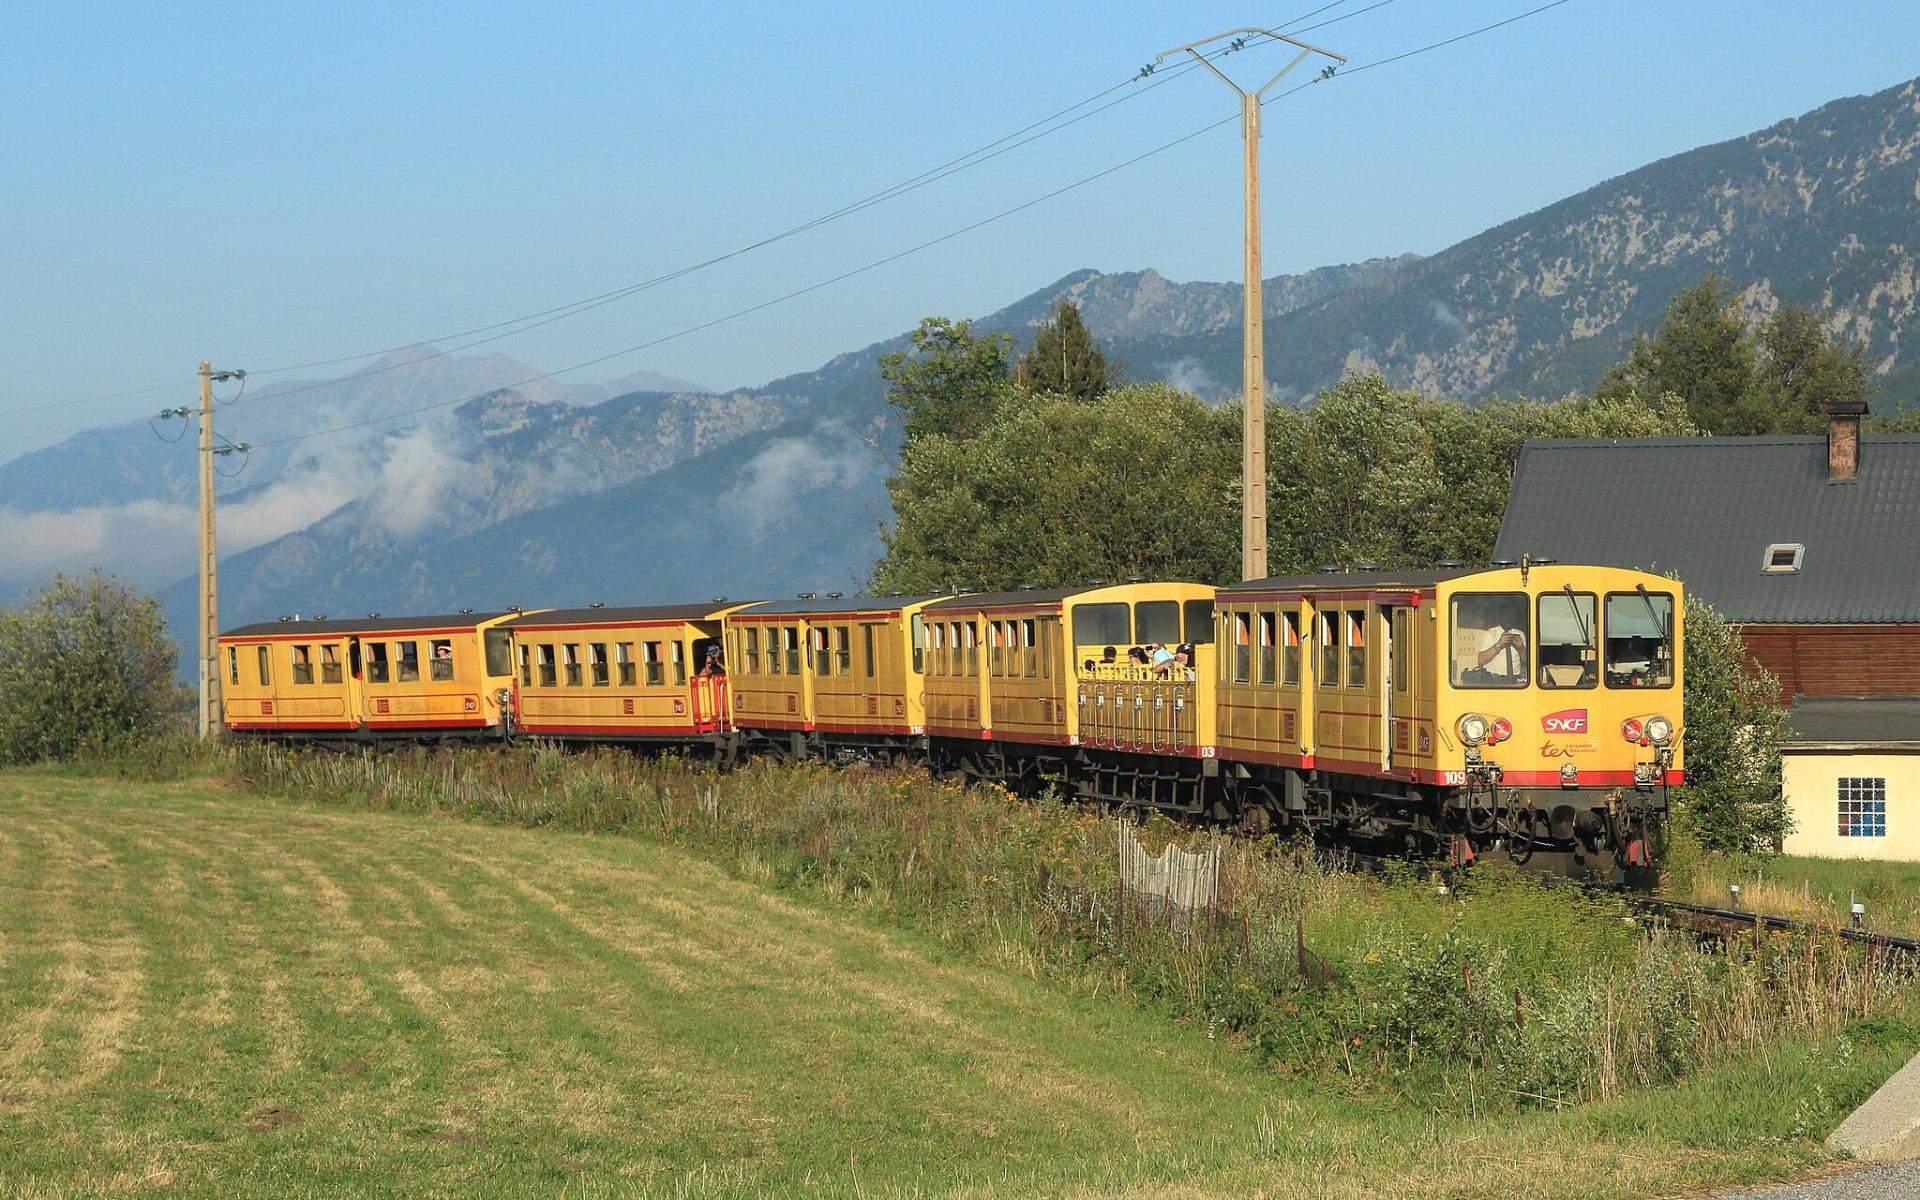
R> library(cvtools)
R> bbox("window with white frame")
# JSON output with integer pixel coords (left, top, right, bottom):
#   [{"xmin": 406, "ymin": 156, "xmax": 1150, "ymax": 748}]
[
  {"xmin": 1837, "ymin": 777, "xmax": 1887, "ymax": 838},
  {"xmin": 1762, "ymin": 543, "xmax": 1805, "ymax": 574}
]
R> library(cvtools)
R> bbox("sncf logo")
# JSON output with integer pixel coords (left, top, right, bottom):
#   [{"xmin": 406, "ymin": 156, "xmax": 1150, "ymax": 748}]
[{"xmin": 1543, "ymin": 708, "xmax": 1589, "ymax": 734}]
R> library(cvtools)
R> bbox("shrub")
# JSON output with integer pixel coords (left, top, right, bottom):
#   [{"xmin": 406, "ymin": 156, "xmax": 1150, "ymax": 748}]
[
  {"xmin": 0, "ymin": 570, "xmax": 182, "ymax": 765},
  {"xmin": 1676, "ymin": 595, "xmax": 1790, "ymax": 853}
]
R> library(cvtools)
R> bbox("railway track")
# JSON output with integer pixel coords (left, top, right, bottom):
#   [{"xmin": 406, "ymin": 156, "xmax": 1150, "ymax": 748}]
[{"xmin": 1629, "ymin": 895, "xmax": 1920, "ymax": 956}]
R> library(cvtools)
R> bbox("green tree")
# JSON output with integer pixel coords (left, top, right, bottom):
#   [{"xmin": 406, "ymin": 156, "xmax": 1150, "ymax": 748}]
[
  {"xmin": 1758, "ymin": 306, "xmax": 1876, "ymax": 429},
  {"xmin": 1597, "ymin": 276, "xmax": 1775, "ymax": 434},
  {"xmin": 1674, "ymin": 595, "xmax": 1790, "ymax": 853},
  {"xmin": 1599, "ymin": 277, "xmax": 1877, "ymax": 434},
  {"xmin": 1014, "ymin": 300, "xmax": 1116, "ymax": 400},
  {"xmin": 878, "ymin": 317, "xmax": 1015, "ymax": 444},
  {"xmin": 0, "ymin": 570, "xmax": 180, "ymax": 765},
  {"xmin": 874, "ymin": 384, "xmax": 1239, "ymax": 592}
]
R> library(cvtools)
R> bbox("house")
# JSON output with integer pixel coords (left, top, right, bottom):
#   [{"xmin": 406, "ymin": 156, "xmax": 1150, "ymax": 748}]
[{"xmin": 1494, "ymin": 403, "xmax": 1920, "ymax": 859}]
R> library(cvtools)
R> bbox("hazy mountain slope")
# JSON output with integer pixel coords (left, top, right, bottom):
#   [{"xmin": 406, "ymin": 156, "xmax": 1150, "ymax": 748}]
[{"xmin": 1119, "ymin": 77, "xmax": 1920, "ymax": 406}]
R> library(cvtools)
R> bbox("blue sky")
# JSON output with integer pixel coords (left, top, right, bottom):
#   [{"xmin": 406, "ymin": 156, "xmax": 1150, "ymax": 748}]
[{"xmin": 4, "ymin": 0, "xmax": 1919, "ymax": 457}]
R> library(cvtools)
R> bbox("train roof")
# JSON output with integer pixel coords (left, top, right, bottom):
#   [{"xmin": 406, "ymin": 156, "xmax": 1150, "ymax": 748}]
[
  {"xmin": 738, "ymin": 593, "xmax": 942, "ymax": 616},
  {"xmin": 221, "ymin": 612, "xmax": 511, "ymax": 637},
  {"xmin": 503, "ymin": 603, "xmax": 736, "ymax": 627},
  {"xmin": 923, "ymin": 586, "xmax": 1088, "ymax": 610},
  {"xmin": 1218, "ymin": 568, "xmax": 1481, "ymax": 595}
]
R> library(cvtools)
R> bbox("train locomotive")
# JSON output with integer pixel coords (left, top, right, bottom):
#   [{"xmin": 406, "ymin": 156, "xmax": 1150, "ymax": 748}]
[{"xmin": 219, "ymin": 561, "xmax": 1682, "ymax": 878}]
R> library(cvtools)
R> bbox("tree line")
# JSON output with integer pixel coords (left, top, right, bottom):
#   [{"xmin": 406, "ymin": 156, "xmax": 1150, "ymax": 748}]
[{"xmin": 872, "ymin": 280, "xmax": 1893, "ymax": 854}]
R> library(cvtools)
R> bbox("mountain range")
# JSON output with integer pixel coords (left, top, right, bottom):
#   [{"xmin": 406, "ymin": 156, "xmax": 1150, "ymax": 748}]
[{"xmin": 3, "ymin": 76, "xmax": 1917, "ymax": 669}]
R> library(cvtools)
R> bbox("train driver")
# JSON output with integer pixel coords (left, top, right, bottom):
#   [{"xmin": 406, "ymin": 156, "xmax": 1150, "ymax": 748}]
[{"xmin": 1473, "ymin": 623, "xmax": 1528, "ymax": 683}]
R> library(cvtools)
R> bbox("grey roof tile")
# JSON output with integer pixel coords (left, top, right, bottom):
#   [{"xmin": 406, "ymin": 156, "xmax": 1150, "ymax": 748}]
[{"xmin": 1494, "ymin": 435, "xmax": 1920, "ymax": 624}]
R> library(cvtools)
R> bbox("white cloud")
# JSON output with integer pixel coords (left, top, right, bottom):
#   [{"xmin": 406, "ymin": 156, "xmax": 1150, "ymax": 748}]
[
  {"xmin": 1162, "ymin": 357, "xmax": 1220, "ymax": 396},
  {"xmin": 718, "ymin": 430, "xmax": 881, "ymax": 534},
  {"xmin": 0, "ymin": 468, "xmax": 360, "ymax": 589}
]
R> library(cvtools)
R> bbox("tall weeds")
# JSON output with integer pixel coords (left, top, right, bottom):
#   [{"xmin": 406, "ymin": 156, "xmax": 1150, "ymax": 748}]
[{"xmin": 231, "ymin": 742, "xmax": 1916, "ymax": 1109}]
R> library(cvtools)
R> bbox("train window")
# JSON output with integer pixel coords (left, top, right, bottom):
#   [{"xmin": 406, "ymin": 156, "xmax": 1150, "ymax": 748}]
[
  {"xmin": 1537, "ymin": 591, "xmax": 1597, "ymax": 689},
  {"xmin": 616, "ymin": 642, "xmax": 636, "ymax": 686},
  {"xmin": 1135, "ymin": 601, "xmax": 1179, "ymax": 647},
  {"xmin": 589, "ymin": 643, "xmax": 609, "ymax": 686},
  {"xmin": 810, "ymin": 628, "xmax": 829, "ymax": 677},
  {"xmin": 1022, "ymin": 618, "xmax": 1038, "ymax": 677},
  {"xmin": 257, "ymin": 645, "xmax": 272, "ymax": 686},
  {"xmin": 1257, "ymin": 612, "xmax": 1276, "ymax": 685},
  {"xmin": 784, "ymin": 628, "xmax": 801, "ymax": 675},
  {"xmin": 1232, "ymin": 611, "xmax": 1252, "ymax": 683},
  {"xmin": 1039, "ymin": 618, "xmax": 1055, "ymax": 679},
  {"xmin": 368, "ymin": 642, "xmax": 390, "ymax": 684},
  {"xmin": 1604, "ymin": 590, "xmax": 1675, "ymax": 689},
  {"xmin": 964, "ymin": 622, "xmax": 979, "ymax": 676},
  {"xmin": 863, "ymin": 624, "xmax": 877, "ymax": 678},
  {"xmin": 518, "ymin": 645, "xmax": 532, "ymax": 687},
  {"xmin": 928, "ymin": 622, "xmax": 944, "ymax": 676},
  {"xmin": 430, "ymin": 639, "xmax": 454, "ymax": 682},
  {"xmin": 1450, "ymin": 593, "xmax": 1529, "ymax": 688},
  {"xmin": 988, "ymin": 622, "xmax": 1005, "ymax": 678},
  {"xmin": 1317, "ymin": 612, "xmax": 1337, "ymax": 687},
  {"xmin": 672, "ymin": 641, "xmax": 687, "ymax": 686},
  {"xmin": 321, "ymin": 644, "xmax": 342, "ymax": 685},
  {"xmin": 1183, "ymin": 599, "xmax": 1214, "ymax": 645},
  {"xmin": 484, "ymin": 630, "xmax": 514, "ymax": 678},
  {"xmin": 1281, "ymin": 612, "xmax": 1302, "ymax": 687},
  {"xmin": 1073, "ymin": 602, "xmax": 1129, "ymax": 648},
  {"xmin": 559, "ymin": 644, "xmax": 580, "ymax": 687},
  {"xmin": 290, "ymin": 645, "xmax": 313, "ymax": 685},
  {"xmin": 537, "ymin": 644, "xmax": 556, "ymax": 688},
  {"xmin": 910, "ymin": 614, "xmax": 925, "ymax": 675},
  {"xmin": 397, "ymin": 641, "xmax": 421, "ymax": 683},
  {"xmin": 1392, "ymin": 609, "xmax": 1411, "ymax": 695},
  {"xmin": 744, "ymin": 629, "xmax": 761, "ymax": 675},
  {"xmin": 765, "ymin": 629, "xmax": 783, "ymax": 675},
  {"xmin": 228, "ymin": 647, "xmax": 239, "ymax": 685},
  {"xmin": 644, "ymin": 642, "xmax": 665, "ymax": 686},
  {"xmin": 1345, "ymin": 611, "xmax": 1367, "ymax": 688},
  {"xmin": 833, "ymin": 627, "xmax": 850, "ymax": 677}
]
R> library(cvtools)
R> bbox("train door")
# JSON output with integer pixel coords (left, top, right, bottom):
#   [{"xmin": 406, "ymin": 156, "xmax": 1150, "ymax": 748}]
[
  {"xmin": 1385, "ymin": 606, "xmax": 1413, "ymax": 774},
  {"xmin": 1381, "ymin": 608, "xmax": 1397, "ymax": 773}
]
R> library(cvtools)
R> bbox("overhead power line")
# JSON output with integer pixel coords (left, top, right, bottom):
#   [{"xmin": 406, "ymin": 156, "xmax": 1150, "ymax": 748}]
[
  {"xmin": 7, "ymin": 6, "xmax": 1371, "ymax": 425},
  {"xmin": 246, "ymin": 0, "xmax": 1579, "ymax": 454}
]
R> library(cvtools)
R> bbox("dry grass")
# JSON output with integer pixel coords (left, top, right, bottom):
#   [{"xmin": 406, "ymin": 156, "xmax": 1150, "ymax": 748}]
[{"xmin": 0, "ymin": 766, "xmax": 1912, "ymax": 1199}]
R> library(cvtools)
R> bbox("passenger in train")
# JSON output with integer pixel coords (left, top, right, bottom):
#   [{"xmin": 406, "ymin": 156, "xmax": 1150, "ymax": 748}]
[
  {"xmin": 700, "ymin": 644, "xmax": 727, "ymax": 677},
  {"xmin": 1148, "ymin": 642, "xmax": 1176, "ymax": 674}
]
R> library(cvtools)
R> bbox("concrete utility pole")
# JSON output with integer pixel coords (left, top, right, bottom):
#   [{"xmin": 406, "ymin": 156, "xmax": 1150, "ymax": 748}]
[
  {"xmin": 1155, "ymin": 28, "xmax": 1344, "ymax": 581},
  {"xmin": 187, "ymin": 362, "xmax": 247, "ymax": 739}
]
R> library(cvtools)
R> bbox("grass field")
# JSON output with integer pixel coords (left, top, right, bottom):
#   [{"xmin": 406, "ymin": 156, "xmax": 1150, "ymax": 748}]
[
  {"xmin": 1674, "ymin": 852, "xmax": 1920, "ymax": 938},
  {"xmin": 0, "ymin": 768, "xmax": 1912, "ymax": 1199}
]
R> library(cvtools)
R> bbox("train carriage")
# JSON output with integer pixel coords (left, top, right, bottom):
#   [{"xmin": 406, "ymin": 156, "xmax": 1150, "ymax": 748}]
[
  {"xmin": 502, "ymin": 604, "xmax": 743, "ymax": 744},
  {"xmin": 722, "ymin": 594, "xmax": 945, "ymax": 757},
  {"xmin": 219, "ymin": 611, "xmax": 522, "ymax": 741},
  {"xmin": 920, "ymin": 583, "xmax": 1217, "ymax": 799},
  {"xmin": 1213, "ymin": 563, "xmax": 1682, "ymax": 875}
]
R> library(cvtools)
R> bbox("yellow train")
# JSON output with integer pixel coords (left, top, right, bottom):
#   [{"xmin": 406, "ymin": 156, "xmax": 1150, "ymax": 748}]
[{"xmin": 220, "ymin": 561, "xmax": 1680, "ymax": 876}]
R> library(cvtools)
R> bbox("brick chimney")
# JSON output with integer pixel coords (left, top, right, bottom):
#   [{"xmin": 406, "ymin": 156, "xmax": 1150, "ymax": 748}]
[{"xmin": 1822, "ymin": 398, "xmax": 1869, "ymax": 483}]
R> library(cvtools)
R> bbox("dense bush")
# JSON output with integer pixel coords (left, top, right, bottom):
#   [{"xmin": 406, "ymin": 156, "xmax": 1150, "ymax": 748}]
[
  {"xmin": 0, "ymin": 570, "xmax": 182, "ymax": 765},
  {"xmin": 234, "ymin": 745, "xmax": 1912, "ymax": 1110},
  {"xmin": 1678, "ymin": 595, "xmax": 1791, "ymax": 852}
]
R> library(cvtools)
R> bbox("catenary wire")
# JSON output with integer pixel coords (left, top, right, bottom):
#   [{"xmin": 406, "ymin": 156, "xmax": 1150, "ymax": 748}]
[
  {"xmin": 248, "ymin": 0, "xmax": 1578, "ymax": 453},
  {"xmin": 7, "ymin": 2, "xmax": 1379, "ymax": 424}
]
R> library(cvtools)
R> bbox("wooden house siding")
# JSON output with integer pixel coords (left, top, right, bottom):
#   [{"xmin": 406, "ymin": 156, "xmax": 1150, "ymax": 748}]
[{"xmin": 1741, "ymin": 625, "xmax": 1920, "ymax": 699}]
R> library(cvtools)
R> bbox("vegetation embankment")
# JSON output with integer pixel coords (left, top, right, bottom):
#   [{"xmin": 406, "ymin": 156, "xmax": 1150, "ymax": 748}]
[
  {"xmin": 232, "ymin": 744, "xmax": 1919, "ymax": 1115},
  {"xmin": 2, "ymin": 761, "xmax": 1916, "ymax": 1200}
]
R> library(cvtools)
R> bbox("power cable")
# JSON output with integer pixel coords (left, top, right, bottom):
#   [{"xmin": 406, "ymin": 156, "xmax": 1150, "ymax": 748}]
[
  {"xmin": 248, "ymin": 0, "xmax": 1575, "ymax": 451},
  {"xmin": 6, "ymin": 1, "xmax": 1375, "ymax": 423}
]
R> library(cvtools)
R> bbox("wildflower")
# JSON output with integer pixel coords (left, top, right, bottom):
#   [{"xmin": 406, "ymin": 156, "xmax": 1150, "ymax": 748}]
[{"xmin": 1364, "ymin": 952, "xmax": 1383, "ymax": 965}]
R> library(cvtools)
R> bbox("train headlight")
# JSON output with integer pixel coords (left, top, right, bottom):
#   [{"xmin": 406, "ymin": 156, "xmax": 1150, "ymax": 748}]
[
  {"xmin": 1458, "ymin": 713, "xmax": 1490, "ymax": 747},
  {"xmin": 495, "ymin": 687, "xmax": 513, "ymax": 707},
  {"xmin": 1644, "ymin": 715, "xmax": 1674, "ymax": 746},
  {"xmin": 1621, "ymin": 717, "xmax": 1644, "ymax": 743}
]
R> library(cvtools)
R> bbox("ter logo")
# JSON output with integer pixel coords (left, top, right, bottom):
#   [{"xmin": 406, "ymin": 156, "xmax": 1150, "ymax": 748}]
[{"xmin": 1543, "ymin": 708, "xmax": 1588, "ymax": 734}]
